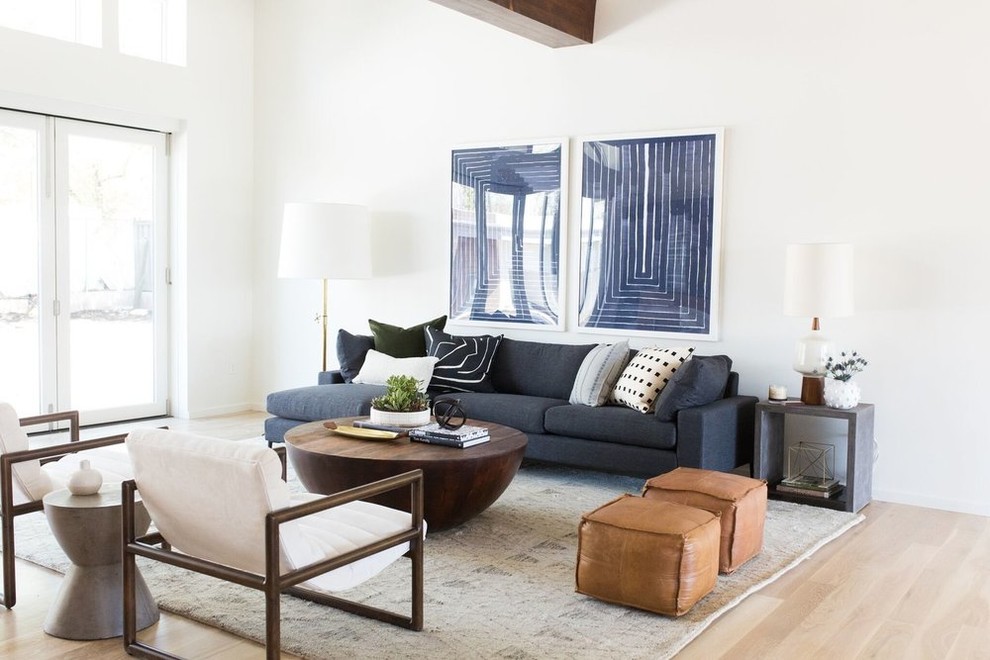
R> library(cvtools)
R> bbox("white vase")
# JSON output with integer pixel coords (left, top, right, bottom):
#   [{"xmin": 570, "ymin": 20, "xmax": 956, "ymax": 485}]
[
  {"xmin": 369, "ymin": 407, "xmax": 431, "ymax": 428},
  {"xmin": 67, "ymin": 459, "xmax": 103, "ymax": 495},
  {"xmin": 824, "ymin": 379, "xmax": 861, "ymax": 409}
]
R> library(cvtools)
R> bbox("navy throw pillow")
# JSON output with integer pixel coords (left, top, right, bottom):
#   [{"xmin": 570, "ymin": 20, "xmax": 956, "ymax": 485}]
[
  {"xmin": 653, "ymin": 355, "xmax": 732, "ymax": 421},
  {"xmin": 336, "ymin": 329, "xmax": 374, "ymax": 383}
]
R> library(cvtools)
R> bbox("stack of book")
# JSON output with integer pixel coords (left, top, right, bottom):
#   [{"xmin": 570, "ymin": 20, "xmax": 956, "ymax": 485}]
[
  {"xmin": 775, "ymin": 475, "xmax": 842, "ymax": 498},
  {"xmin": 408, "ymin": 422, "xmax": 490, "ymax": 448}
]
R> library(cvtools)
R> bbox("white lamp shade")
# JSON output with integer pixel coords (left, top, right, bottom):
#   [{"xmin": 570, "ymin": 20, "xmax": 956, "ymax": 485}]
[
  {"xmin": 783, "ymin": 243, "xmax": 854, "ymax": 318},
  {"xmin": 277, "ymin": 202, "xmax": 372, "ymax": 279}
]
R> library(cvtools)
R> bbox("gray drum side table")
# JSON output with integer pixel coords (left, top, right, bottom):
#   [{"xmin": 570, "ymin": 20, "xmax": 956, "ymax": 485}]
[
  {"xmin": 42, "ymin": 484, "xmax": 159, "ymax": 640},
  {"xmin": 754, "ymin": 401, "xmax": 875, "ymax": 513}
]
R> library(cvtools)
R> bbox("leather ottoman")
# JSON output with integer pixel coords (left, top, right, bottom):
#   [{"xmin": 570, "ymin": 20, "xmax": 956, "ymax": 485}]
[
  {"xmin": 576, "ymin": 494, "xmax": 720, "ymax": 616},
  {"xmin": 643, "ymin": 467, "xmax": 767, "ymax": 574}
]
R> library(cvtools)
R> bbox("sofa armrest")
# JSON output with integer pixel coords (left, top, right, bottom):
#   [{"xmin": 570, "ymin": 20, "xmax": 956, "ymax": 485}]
[
  {"xmin": 318, "ymin": 370, "xmax": 345, "ymax": 385},
  {"xmin": 675, "ymin": 395, "xmax": 758, "ymax": 472}
]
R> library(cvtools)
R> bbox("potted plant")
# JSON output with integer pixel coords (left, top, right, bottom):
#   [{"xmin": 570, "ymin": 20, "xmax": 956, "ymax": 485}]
[
  {"xmin": 369, "ymin": 374, "xmax": 431, "ymax": 427},
  {"xmin": 823, "ymin": 351, "xmax": 868, "ymax": 409}
]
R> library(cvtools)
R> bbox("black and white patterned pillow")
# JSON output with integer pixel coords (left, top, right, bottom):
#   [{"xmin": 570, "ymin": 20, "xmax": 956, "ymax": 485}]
[
  {"xmin": 610, "ymin": 346, "xmax": 695, "ymax": 413},
  {"xmin": 425, "ymin": 327, "xmax": 503, "ymax": 393}
]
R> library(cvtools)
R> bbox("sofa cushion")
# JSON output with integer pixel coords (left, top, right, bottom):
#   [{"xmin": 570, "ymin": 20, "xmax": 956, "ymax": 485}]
[
  {"xmin": 336, "ymin": 330, "xmax": 374, "ymax": 383},
  {"xmin": 654, "ymin": 355, "xmax": 733, "ymax": 421},
  {"xmin": 569, "ymin": 341, "xmax": 630, "ymax": 407},
  {"xmin": 266, "ymin": 383, "xmax": 386, "ymax": 421},
  {"xmin": 489, "ymin": 338, "xmax": 596, "ymax": 400},
  {"xmin": 611, "ymin": 346, "xmax": 695, "ymax": 413},
  {"xmin": 544, "ymin": 404, "xmax": 677, "ymax": 450},
  {"xmin": 450, "ymin": 392, "xmax": 567, "ymax": 435},
  {"xmin": 352, "ymin": 349, "xmax": 438, "ymax": 387},
  {"xmin": 368, "ymin": 315, "xmax": 446, "ymax": 358},
  {"xmin": 425, "ymin": 327, "xmax": 502, "ymax": 394}
]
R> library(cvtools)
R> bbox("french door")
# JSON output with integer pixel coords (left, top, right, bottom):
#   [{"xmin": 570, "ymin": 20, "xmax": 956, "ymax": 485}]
[{"xmin": 0, "ymin": 109, "xmax": 168, "ymax": 424}]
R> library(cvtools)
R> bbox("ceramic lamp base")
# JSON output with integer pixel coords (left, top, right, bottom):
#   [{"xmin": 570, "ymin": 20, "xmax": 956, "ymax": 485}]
[{"xmin": 800, "ymin": 376, "xmax": 825, "ymax": 405}]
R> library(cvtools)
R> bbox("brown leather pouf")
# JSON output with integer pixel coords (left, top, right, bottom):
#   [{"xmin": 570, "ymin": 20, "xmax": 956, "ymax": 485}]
[
  {"xmin": 643, "ymin": 467, "xmax": 768, "ymax": 574},
  {"xmin": 575, "ymin": 494, "xmax": 720, "ymax": 616}
]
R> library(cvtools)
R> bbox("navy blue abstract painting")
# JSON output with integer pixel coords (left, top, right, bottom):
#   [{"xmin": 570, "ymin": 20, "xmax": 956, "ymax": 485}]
[
  {"xmin": 578, "ymin": 130, "xmax": 723, "ymax": 338},
  {"xmin": 449, "ymin": 141, "xmax": 565, "ymax": 329}
]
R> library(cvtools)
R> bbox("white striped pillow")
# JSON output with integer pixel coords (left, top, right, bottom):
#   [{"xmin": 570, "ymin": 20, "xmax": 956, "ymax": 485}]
[{"xmin": 569, "ymin": 341, "xmax": 630, "ymax": 406}]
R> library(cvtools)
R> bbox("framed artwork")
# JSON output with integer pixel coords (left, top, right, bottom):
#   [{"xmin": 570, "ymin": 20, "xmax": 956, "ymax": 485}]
[
  {"xmin": 449, "ymin": 139, "xmax": 567, "ymax": 330},
  {"xmin": 576, "ymin": 128, "xmax": 724, "ymax": 340}
]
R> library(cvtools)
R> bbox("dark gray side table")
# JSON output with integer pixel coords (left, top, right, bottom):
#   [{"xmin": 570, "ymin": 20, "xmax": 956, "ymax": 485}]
[
  {"xmin": 42, "ymin": 485, "xmax": 159, "ymax": 639},
  {"xmin": 754, "ymin": 401, "xmax": 875, "ymax": 513}
]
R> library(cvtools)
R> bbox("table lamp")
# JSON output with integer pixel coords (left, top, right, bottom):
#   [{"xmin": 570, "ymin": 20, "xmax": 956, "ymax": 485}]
[
  {"xmin": 783, "ymin": 243, "xmax": 854, "ymax": 404},
  {"xmin": 278, "ymin": 202, "xmax": 372, "ymax": 372}
]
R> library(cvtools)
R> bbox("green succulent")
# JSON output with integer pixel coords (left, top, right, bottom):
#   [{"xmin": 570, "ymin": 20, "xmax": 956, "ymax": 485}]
[{"xmin": 370, "ymin": 374, "xmax": 429, "ymax": 412}]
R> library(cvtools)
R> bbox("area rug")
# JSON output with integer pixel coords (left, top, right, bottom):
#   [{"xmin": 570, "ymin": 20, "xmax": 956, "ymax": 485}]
[{"xmin": 13, "ymin": 464, "xmax": 863, "ymax": 659}]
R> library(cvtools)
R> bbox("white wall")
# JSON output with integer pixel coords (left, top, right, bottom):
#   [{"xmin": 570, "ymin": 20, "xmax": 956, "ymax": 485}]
[
  {"xmin": 253, "ymin": 0, "xmax": 990, "ymax": 515},
  {"xmin": 0, "ymin": 1, "xmax": 256, "ymax": 418}
]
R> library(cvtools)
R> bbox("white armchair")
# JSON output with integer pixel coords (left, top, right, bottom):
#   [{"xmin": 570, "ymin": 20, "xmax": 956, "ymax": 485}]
[
  {"xmin": 0, "ymin": 402, "xmax": 132, "ymax": 609},
  {"xmin": 122, "ymin": 428, "xmax": 425, "ymax": 659}
]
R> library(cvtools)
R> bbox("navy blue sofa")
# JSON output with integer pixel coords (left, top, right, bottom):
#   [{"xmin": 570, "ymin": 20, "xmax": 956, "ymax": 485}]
[{"xmin": 265, "ymin": 338, "xmax": 757, "ymax": 479}]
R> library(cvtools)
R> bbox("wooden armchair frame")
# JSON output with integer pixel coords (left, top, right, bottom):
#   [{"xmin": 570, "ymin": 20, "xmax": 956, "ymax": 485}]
[
  {"xmin": 0, "ymin": 409, "xmax": 126, "ymax": 609},
  {"xmin": 122, "ymin": 467, "xmax": 425, "ymax": 660}
]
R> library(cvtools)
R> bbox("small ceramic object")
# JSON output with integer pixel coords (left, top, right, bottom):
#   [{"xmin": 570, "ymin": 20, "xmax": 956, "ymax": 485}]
[{"xmin": 67, "ymin": 459, "xmax": 103, "ymax": 495}]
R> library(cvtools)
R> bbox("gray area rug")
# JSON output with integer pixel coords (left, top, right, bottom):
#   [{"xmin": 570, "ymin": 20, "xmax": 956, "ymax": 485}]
[{"xmin": 14, "ymin": 464, "xmax": 863, "ymax": 659}]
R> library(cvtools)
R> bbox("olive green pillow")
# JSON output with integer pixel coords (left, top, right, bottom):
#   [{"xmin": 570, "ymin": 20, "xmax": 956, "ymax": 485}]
[{"xmin": 368, "ymin": 315, "xmax": 447, "ymax": 358}]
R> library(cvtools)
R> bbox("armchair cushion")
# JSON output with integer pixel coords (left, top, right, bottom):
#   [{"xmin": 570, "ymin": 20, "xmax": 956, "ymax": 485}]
[
  {"xmin": 1, "ymin": 403, "xmax": 131, "ymax": 505},
  {"xmin": 0, "ymin": 402, "xmax": 50, "ymax": 503},
  {"xmin": 126, "ymin": 429, "xmax": 418, "ymax": 591}
]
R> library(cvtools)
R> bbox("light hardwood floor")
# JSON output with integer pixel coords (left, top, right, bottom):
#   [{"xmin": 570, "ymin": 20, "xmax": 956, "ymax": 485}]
[{"xmin": 2, "ymin": 411, "xmax": 988, "ymax": 659}]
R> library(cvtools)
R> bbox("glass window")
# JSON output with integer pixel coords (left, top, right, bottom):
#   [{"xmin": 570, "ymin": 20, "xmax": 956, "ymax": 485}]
[
  {"xmin": 0, "ymin": 0, "xmax": 187, "ymax": 66},
  {"xmin": 119, "ymin": 0, "xmax": 186, "ymax": 66},
  {"xmin": 0, "ymin": 0, "xmax": 101, "ymax": 47}
]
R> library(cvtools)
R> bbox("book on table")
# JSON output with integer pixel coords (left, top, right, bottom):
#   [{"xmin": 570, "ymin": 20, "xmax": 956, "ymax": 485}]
[
  {"xmin": 408, "ymin": 422, "xmax": 489, "ymax": 441},
  {"xmin": 352, "ymin": 419, "xmax": 412, "ymax": 435},
  {"xmin": 408, "ymin": 423, "xmax": 490, "ymax": 448},
  {"xmin": 775, "ymin": 482, "xmax": 841, "ymax": 498},
  {"xmin": 409, "ymin": 433, "xmax": 490, "ymax": 448},
  {"xmin": 779, "ymin": 475, "xmax": 840, "ymax": 491},
  {"xmin": 776, "ymin": 475, "xmax": 842, "ymax": 498}
]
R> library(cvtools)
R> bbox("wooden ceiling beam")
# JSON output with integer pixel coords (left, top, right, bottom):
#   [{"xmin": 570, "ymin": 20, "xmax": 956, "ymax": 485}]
[{"xmin": 428, "ymin": 0, "xmax": 596, "ymax": 48}]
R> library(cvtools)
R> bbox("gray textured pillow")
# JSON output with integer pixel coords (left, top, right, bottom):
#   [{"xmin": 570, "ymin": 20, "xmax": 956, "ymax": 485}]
[
  {"xmin": 569, "ymin": 341, "xmax": 630, "ymax": 406},
  {"xmin": 653, "ymin": 355, "xmax": 733, "ymax": 421}
]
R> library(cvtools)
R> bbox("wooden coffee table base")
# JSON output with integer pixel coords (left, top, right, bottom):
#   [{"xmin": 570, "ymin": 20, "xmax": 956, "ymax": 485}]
[{"xmin": 285, "ymin": 419, "xmax": 527, "ymax": 531}]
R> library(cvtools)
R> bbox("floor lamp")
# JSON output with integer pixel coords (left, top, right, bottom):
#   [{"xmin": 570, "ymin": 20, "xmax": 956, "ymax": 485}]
[
  {"xmin": 783, "ymin": 243, "xmax": 854, "ymax": 405},
  {"xmin": 278, "ymin": 202, "xmax": 372, "ymax": 372}
]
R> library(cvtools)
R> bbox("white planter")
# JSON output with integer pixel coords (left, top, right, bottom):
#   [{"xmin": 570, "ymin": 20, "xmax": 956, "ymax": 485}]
[
  {"xmin": 369, "ymin": 407, "xmax": 431, "ymax": 427},
  {"xmin": 823, "ymin": 379, "xmax": 861, "ymax": 409}
]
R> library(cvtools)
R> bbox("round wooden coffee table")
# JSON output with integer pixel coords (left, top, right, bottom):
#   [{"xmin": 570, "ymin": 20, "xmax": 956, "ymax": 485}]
[{"xmin": 284, "ymin": 418, "xmax": 527, "ymax": 530}]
